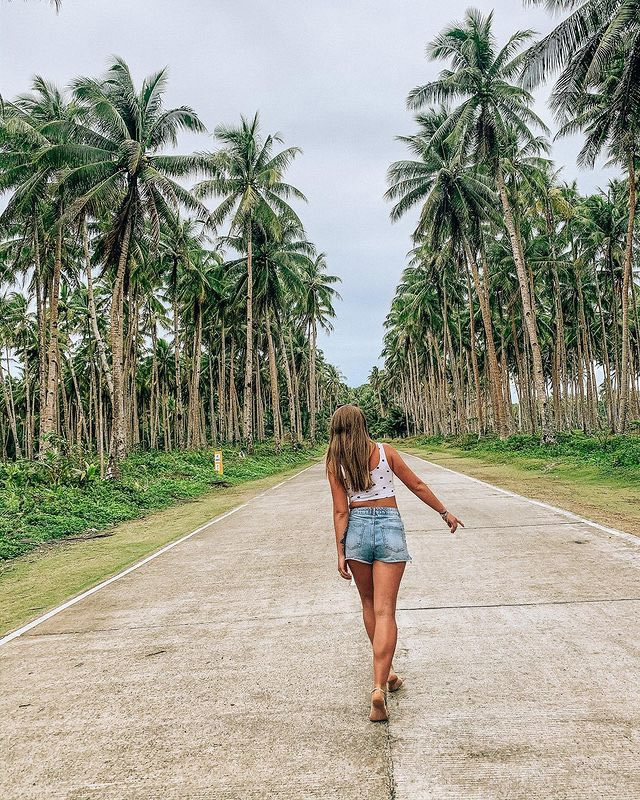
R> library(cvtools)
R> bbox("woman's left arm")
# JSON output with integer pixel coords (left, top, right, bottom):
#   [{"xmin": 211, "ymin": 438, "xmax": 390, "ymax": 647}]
[
  {"xmin": 328, "ymin": 470, "xmax": 352, "ymax": 580},
  {"xmin": 385, "ymin": 445, "xmax": 465, "ymax": 534}
]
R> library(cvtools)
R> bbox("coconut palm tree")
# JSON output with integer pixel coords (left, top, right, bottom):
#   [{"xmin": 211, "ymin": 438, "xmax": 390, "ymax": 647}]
[
  {"xmin": 572, "ymin": 83, "xmax": 637, "ymax": 430},
  {"xmin": 63, "ymin": 58, "xmax": 206, "ymax": 476},
  {"xmin": 386, "ymin": 107, "xmax": 509, "ymax": 437},
  {"xmin": 523, "ymin": 2, "xmax": 640, "ymax": 430},
  {"xmin": 298, "ymin": 253, "xmax": 341, "ymax": 444},
  {"xmin": 409, "ymin": 9, "xmax": 555, "ymax": 441},
  {"xmin": 0, "ymin": 77, "xmax": 86, "ymax": 454},
  {"xmin": 195, "ymin": 113, "xmax": 306, "ymax": 450}
]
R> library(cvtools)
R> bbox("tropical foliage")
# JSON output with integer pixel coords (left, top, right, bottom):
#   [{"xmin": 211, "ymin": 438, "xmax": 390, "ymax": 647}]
[
  {"xmin": 377, "ymin": 7, "xmax": 640, "ymax": 440},
  {"xmin": 0, "ymin": 60, "xmax": 346, "ymax": 475}
]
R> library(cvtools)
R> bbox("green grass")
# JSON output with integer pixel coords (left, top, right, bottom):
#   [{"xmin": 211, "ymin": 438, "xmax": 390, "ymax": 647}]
[
  {"xmin": 0, "ymin": 454, "xmax": 324, "ymax": 637},
  {"xmin": 394, "ymin": 432, "xmax": 640, "ymax": 537},
  {"xmin": 408, "ymin": 431, "xmax": 640, "ymax": 475},
  {"xmin": 0, "ymin": 443, "xmax": 325, "ymax": 561}
]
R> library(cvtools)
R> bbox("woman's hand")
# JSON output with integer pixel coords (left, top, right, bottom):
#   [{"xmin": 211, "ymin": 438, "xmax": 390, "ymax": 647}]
[
  {"xmin": 444, "ymin": 512, "xmax": 464, "ymax": 534},
  {"xmin": 337, "ymin": 552, "xmax": 351, "ymax": 580}
]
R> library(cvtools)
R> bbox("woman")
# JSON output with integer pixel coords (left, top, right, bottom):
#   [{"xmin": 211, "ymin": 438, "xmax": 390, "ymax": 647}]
[{"xmin": 326, "ymin": 405, "xmax": 464, "ymax": 722}]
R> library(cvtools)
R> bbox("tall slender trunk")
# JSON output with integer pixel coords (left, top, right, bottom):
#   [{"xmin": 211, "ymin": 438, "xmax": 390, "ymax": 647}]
[
  {"xmin": 0, "ymin": 349, "xmax": 22, "ymax": 458},
  {"xmin": 289, "ymin": 331, "xmax": 303, "ymax": 444},
  {"xmin": 40, "ymin": 226, "xmax": 63, "ymax": 453},
  {"xmin": 83, "ymin": 215, "xmax": 113, "ymax": 399},
  {"xmin": 64, "ymin": 351, "xmax": 89, "ymax": 447},
  {"xmin": 496, "ymin": 163, "xmax": 554, "ymax": 443},
  {"xmin": 23, "ymin": 347, "xmax": 32, "ymax": 459},
  {"xmin": 265, "ymin": 308, "xmax": 281, "ymax": 452},
  {"xmin": 208, "ymin": 348, "xmax": 217, "ymax": 445},
  {"xmin": 107, "ymin": 212, "xmax": 132, "ymax": 479},
  {"xmin": 279, "ymin": 328, "xmax": 296, "ymax": 442},
  {"xmin": 309, "ymin": 318, "xmax": 317, "ymax": 444},
  {"xmin": 187, "ymin": 301, "xmax": 202, "ymax": 448},
  {"xmin": 463, "ymin": 238, "xmax": 507, "ymax": 438},
  {"xmin": 32, "ymin": 216, "xmax": 47, "ymax": 447},
  {"xmin": 618, "ymin": 153, "xmax": 636, "ymax": 432},
  {"xmin": 173, "ymin": 284, "xmax": 184, "ymax": 449},
  {"xmin": 150, "ymin": 316, "xmax": 159, "ymax": 449},
  {"xmin": 465, "ymin": 267, "xmax": 483, "ymax": 433},
  {"xmin": 243, "ymin": 221, "xmax": 254, "ymax": 449},
  {"xmin": 219, "ymin": 323, "xmax": 227, "ymax": 441}
]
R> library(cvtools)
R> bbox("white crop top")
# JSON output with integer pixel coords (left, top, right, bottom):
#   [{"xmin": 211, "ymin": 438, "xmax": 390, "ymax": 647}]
[{"xmin": 346, "ymin": 442, "xmax": 396, "ymax": 503}]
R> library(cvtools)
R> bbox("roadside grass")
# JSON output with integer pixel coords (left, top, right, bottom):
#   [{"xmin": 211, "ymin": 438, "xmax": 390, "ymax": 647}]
[
  {"xmin": 0, "ymin": 443, "xmax": 324, "ymax": 560},
  {"xmin": 396, "ymin": 432, "xmax": 640, "ymax": 537},
  {"xmin": 0, "ymin": 444, "xmax": 324, "ymax": 636}
]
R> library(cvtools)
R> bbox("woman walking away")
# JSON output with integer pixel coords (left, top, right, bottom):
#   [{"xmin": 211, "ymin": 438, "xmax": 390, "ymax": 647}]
[{"xmin": 326, "ymin": 405, "xmax": 464, "ymax": 722}]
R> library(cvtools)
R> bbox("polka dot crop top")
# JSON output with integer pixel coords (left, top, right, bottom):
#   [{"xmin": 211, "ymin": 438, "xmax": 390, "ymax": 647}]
[{"xmin": 346, "ymin": 442, "xmax": 396, "ymax": 503}]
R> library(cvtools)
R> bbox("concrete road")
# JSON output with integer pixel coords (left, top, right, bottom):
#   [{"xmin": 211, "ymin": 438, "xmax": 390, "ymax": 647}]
[{"xmin": 1, "ymin": 454, "xmax": 639, "ymax": 800}]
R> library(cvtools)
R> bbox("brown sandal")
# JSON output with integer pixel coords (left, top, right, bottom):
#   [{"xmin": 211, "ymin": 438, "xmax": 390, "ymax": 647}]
[
  {"xmin": 387, "ymin": 675, "xmax": 404, "ymax": 692},
  {"xmin": 369, "ymin": 687, "xmax": 389, "ymax": 722}
]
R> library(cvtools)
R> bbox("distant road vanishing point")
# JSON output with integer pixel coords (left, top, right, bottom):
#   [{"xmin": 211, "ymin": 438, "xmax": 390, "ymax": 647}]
[{"xmin": 2, "ymin": 453, "xmax": 639, "ymax": 799}]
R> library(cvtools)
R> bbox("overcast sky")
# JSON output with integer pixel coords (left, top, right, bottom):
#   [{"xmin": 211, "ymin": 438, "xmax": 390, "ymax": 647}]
[{"xmin": 1, "ymin": 0, "xmax": 617, "ymax": 386}]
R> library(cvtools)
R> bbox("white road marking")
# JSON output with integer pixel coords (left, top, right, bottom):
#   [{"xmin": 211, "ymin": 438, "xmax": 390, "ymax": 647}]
[
  {"xmin": 0, "ymin": 461, "xmax": 319, "ymax": 649},
  {"xmin": 404, "ymin": 451, "xmax": 640, "ymax": 546}
]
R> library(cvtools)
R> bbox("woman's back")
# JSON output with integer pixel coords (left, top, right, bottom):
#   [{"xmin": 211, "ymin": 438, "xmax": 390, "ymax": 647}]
[{"xmin": 347, "ymin": 442, "xmax": 396, "ymax": 503}]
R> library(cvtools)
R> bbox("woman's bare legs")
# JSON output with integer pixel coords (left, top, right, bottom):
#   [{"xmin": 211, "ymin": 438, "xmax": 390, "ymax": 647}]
[{"xmin": 348, "ymin": 559, "xmax": 406, "ymax": 686}]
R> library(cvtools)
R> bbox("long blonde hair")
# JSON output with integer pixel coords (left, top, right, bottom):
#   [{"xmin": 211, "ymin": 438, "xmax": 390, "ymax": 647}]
[{"xmin": 326, "ymin": 405, "xmax": 374, "ymax": 493}]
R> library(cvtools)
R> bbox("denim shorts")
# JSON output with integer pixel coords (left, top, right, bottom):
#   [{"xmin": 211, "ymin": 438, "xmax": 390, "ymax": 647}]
[{"xmin": 345, "ymin": 507, "xmax": 413, "ymax": 564}]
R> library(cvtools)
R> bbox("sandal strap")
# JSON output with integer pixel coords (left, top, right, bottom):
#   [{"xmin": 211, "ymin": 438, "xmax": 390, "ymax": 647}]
[{"xmin": 371, "ymin": 686, "xmax": 387, "ymax": 694}]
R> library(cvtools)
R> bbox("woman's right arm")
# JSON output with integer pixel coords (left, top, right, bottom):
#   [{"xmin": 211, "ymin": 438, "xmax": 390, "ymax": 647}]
[{"xmin": 328, "ymin": 469, "xmax": 352, "ymax": 580}]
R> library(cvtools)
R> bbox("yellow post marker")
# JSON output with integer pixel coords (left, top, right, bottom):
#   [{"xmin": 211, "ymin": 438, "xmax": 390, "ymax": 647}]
[{"xmin": 214, "ymin": 450, "xmax": 223, "ymax": 476}]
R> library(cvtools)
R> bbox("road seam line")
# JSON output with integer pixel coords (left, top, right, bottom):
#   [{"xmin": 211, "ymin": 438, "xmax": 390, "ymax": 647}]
[
  {"xmin": 0, "ymin": 460, "xmax": 319, "ymax": 649},
  {"xmin": 398, "ymin": 596, "xmax": 640, "ymax": 612},
  {"xmin": 403, "ymin": 451, "xmax": 640, "ymax": 546}
]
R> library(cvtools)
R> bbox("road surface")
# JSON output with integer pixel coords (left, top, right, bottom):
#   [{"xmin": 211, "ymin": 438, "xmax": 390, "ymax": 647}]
[{"xmin": 2, "ymin": 453, "xmax": 639, "ymax": 799}]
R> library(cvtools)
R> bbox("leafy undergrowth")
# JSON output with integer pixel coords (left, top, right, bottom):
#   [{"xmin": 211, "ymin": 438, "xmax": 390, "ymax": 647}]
[
  {"xmin": 0, "ymin": 443, "xmax": 323, "ymax": 560},
  {"xmin": 397, "ymin": 431, "xmax": 640, "ymax": 482}
]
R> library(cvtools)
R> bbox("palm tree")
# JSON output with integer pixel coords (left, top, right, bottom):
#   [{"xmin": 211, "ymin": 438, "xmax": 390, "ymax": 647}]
[
  {"xmin": 410, "ymin": 9, "xmax": 555, "ymax": 441},
  {"xmin": 298, "ymin": 253, "xmax": 341, "ymax": 444},
  {"xmin": 225, "ymin": 215, "xmax": 313, "ymax": 449},
  {"xmin": 195, "ymin": 113, "xmax": 305, "ymax": 450},
  {"xmin": 0, "ymin": 77, "xmax": 85, "ymax": 454},
  {"xmin": 174, "ymin": 224, "xmax": 222, "ymax": 448},
  {"xmin": 386, "ymin": 107, "xmax": 509, "ymax": 437},
  {"xmin": 523, "ymin": 1, "xmax": 640, "ymax": 430},
  {"xmin": 64, "ymin": 58, "xmax": 206, "ymax": 476}
]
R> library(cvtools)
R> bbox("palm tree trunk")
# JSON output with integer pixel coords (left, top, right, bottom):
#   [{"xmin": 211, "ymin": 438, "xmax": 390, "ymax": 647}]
[
  {"xmin": 23, "ymin": 348, "xmax": 32, "ymax": 459},
  {"xmin": 309, "ymin": 318, "xmax": 317, "ymax": 444},
  {"xmin": 173, "ymin": 291, "xmax": 184, "ymax": 450},
  {"xmin": 208, "ymin": 349, "xmax": 217, "ymax": 445},
  {"xmin": 279, "ymin": 328, "xmax": 296, "ymax": 442},
  {"xmin": 243, "ymin": 221, "xmax": 254, "ymax": 449},
  {"xmin": 465, "ymin": 267, "xmax": 483, "ymax": 433},
  {"xmin": 618, "ymin": 153, "xmax": 636, "ymax": 432},
  {"xmin": 107, "ymin": 213, "xmax": 132, "ymax": 479},
  {"xmin": 150, "ymin": 317, "xmax": 159, "ymax": 449},
  {"xmin": 188, "ymin": 302, "xmax": 202, "ymax": 448},
  {"xmin": 0, "ymin": 349, "xmax": 22, "ymax": 458},
  {"xmin": 219, "ymin": 324, "xmax": 226, "ymax": 441},
  {"xmin": 496, "ymin": 164, "xmax": 554, "ymax": 443},
  {"xmin": 32, "ymin": 217, "xmax": 47, "ymax": 448},
  {"xmin": 463, "ymin": 238, "xmax": 507, "ymax": 438},
  {"xmin": 40, "ymin": 226, "xmax": 63, "ymax": 454},
  {"xmin": 266, "ymin": 309, "xmax": 281, "ymax": 452},
  {"xmin": 83, "ymin": 215, "xmax": 113, "ymax": 399}
]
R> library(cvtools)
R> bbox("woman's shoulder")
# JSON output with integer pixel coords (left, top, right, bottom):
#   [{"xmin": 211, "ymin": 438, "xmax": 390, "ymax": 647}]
[{"xmin": 380, "ymin": 441, "xmax": 398, "ymax": 461}]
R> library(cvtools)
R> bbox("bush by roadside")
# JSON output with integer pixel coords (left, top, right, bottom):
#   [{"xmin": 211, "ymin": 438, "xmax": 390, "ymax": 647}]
[
  {"xmin": 395, "ymin": 431, "xmax": 640, "ymax": 478},
  {"xmin": 0, "ymin": 443, "xmax": 324, "ymax": 560}
]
